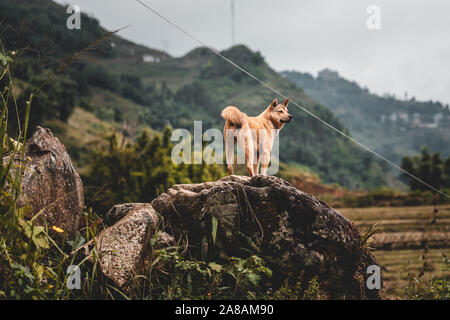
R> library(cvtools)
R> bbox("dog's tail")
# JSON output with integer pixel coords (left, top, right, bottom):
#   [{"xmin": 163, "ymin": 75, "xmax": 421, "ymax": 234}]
[{"xmin": 221, "ymin": 106, "xmax": 247, "ymax": 128}]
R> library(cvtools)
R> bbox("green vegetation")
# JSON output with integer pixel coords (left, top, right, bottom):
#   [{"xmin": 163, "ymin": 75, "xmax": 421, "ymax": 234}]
[
  {"xmin": 282, "ymin": 70, "xmax": 450, "ymax": 167},
  {"xmin": 325, "ymin": 148, "xmax": 450, "ymax": 207},
  {"xmin": 0, "ymin": 50, "xmax": 87, "ymax": 299},
  {"xmin": 405, "ymin": 270, "xmax": 450, "ymax": 300},
  {"xmin": 83, "ymin": 126, "xmax": 225, "ymax": 214},
  {"xmin": 0, "ymin": 0, "xmax": 108, "ymax": 135},
  {"xmin": 149, "ymin": 251, "xmax": 272, "ymax": 300},
  {"xmin": 401, "ymin": 147, "xmax": 450, "ymax": 191}
]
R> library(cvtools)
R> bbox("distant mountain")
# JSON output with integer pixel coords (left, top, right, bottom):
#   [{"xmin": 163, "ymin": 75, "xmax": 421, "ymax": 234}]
[
  {"xmin": 0, "ymin": 0, "xmax": 388, "ymax": 190},
  {"xmin": 281, "ymin": 69, "xmax": 450, "ymax": 163}
]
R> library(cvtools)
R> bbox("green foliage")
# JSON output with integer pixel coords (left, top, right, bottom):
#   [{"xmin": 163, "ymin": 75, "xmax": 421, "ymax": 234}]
[
  {"xmin": 13, "ymin": 73, "xmax": 77, "ymax": 134},
  {"xmin": 0, "ymin": 0, "xmax": 110, "ymax": 59},
  {"xmin": 82, "ymin": 126, "xmax": 225, "ymax": 214},
  {"xmin": 283, "ymin": 70, "xmax": 450, "ymax": 165},
  {"xmin": 149, "ymin": 250, "xmax": 272, "ymax": 299},
  {"xmin": 401, "ymin": 147, "xmax": 450, "ymax": 191},
  {"xmin": 268, "ymin": 275, "xmax": 326, "ymax": 300},
  {"xmin": 199, "ymin": 45, "xmax": 265, "ymax": 83},
  {"xmin": 0, "ymin": 0, "xmax": 117, "ymax": 134},
  {"xmin": 361, "ymin": 223, "xmax": 378, "ymax": 250},
  {"xmin": 301, "ymin": 276, "xmax": 326, "ymax": 300},
  {"xmin": 268, "ymin": 279, "xmax": 302, "ymax": 300},
  {"xmin": 0, "ymin": 53, "xmax": 60, "ymax": 299},
  {"xmin": 404, "ymin": 255, "xmax": 450, "ymax": 300},
  {"xmin": 0, "ymin": 49, "xmax": 122, "ymax": 301}
]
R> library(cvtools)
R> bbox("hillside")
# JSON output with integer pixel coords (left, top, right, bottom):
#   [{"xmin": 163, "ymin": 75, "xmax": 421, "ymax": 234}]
[
  {"xmin": 282, "ymin": 69, "xmax": 450, "ymax": 163},
  {"xmin": 0, "ymin": 0, "xmax": 388, "ymax": 190},
  {"xmin": 96, "ymin": 44, "xmax": 391, "ymax": 189}
]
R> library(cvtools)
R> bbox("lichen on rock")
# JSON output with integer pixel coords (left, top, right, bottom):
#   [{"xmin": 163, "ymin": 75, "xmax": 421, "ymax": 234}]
[{"xmin": 5, "ymin": 127, "xmax": 84, "ymax": 239}]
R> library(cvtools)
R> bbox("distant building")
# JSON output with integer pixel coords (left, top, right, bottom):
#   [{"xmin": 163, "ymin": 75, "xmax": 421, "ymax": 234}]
[
  {"xmin": 411, "ymin": 112, "xmax": 440, "ymax": 129},
  {"xmin": 388, "ymin": 113, "xmax": 397, "ymax": 122},
  {"xmin": 317, "ymin": 69, "xmax": 340, "ymax": 80},
  {"xmin": 397, "ymin": 112, "xmax": 409, "ymax": 123},
  {"xmin": 142, "ymin": 54, "xmax": 160, "ymax": 63},
  {"xmin": 412, "ymin": 113, "xmax": 421, "ymax": 127},
  {"xmin": 419, "ymin": 122, "xmax": 438, "ymax": 129},
  {"xmin": 433, "ymin": 113, "xmax": 443, "ymax": 123},
  {"xmin": 384, "ymin": 112, "xmax": 409, "ymax": 124}
]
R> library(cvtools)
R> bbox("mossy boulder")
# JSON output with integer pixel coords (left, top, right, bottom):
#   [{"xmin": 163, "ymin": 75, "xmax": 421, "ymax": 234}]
[{"xmin": 152, "ymin": 175, "xmax": 380, "ymax": 299}]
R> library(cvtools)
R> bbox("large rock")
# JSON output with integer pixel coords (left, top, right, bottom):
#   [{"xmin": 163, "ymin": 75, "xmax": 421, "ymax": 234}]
[
  {"xmin": 10, "ymin": 127, "xmax": 84, "ymax": 238},
  {"xmin": 151, "ymin": 175, "xmax": 380, "ymax": 299},
  {"xmin": 82, "ymin": 203, "xmax": 173, "ymax": 291}
]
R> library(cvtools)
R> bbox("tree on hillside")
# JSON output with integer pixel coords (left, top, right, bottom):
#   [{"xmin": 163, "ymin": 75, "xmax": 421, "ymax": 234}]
[
  {"xmin": 7, "ymin": 73, "xmax": 77, "ymax": 136},
  {"xmin": 445, "ymin": 157, "xmax": 450, "ymax": 183},
  {"xmin": 401, "ymin": 147, "xmax": 450, "ymax": 191},
  {"xmin": 82, "ymin": 126, "xmax": 225, "ymax": 214}
]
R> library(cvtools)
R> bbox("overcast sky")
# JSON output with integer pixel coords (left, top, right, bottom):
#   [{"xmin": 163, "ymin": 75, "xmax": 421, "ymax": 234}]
[{"xmin": 56, "ymin": 0, "xmax": 450, "ymax": 105}]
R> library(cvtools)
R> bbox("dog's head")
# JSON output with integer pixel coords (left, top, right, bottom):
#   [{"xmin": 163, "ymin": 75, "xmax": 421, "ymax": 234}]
[{"xmin": 267, "ymin": 98, "xmax": 293, "ymax": 126}]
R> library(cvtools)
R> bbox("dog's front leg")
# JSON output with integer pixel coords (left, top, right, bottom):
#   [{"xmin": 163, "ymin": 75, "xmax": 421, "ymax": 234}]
[
  {"xmin": 253, "ymin": 154, "xmax": 260, "ymax": 175},
  {"xmin": 260, "ymin": 149, "xmax": 271, "ymax": 175},
  {"xmin": 260, "ymin": 130, "xmax": 273, "ymax": 175}
]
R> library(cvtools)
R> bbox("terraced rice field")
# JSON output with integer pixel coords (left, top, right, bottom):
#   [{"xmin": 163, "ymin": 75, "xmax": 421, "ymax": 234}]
[{"xmin": 340, "ymin": 205, "xmax": 450, "ymax": 299}]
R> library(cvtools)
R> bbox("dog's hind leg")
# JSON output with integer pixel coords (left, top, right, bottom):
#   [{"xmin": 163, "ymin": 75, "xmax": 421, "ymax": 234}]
[
  {"xmin": 224, "ymin": 128, "xmax": 235, "ymax": 175},
  {"xmin": 226, "ymin": 142, "xmax": 234, "ymax": 175},
  {"xmin": 244, "ymin": 130, "xmax": 255, "ymax": 176}
]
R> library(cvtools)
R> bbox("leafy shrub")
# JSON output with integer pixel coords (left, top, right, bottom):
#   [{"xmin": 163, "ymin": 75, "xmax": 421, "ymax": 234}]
[
  {"xmin": 148, "ymin": 250, "xmax": 272, "ymax": 300},
  {"xmin": 0, "ymin": 52, "xmax": 60, "ymax": 299},
  {"xmin": 401, "ymin": 147, "xmax": 450, "ymax": 191},
  {"xmin": 82, "ymin": 126, "xmax": 225, "ymax": 214},
  {"xmin": 267, "ymin": 274, "xmax": 326, "ymax": 300},
  {"xmin": 404, "ymin": 255, "xmax": 450, "ymax": 300}
]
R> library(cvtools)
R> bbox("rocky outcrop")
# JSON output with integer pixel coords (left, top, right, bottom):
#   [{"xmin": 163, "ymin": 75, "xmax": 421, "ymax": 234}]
[
  {"xmin": 152, "ymin": 175, "xmax": 380, "ymax": 299},
  {"xmin": 10, "ymin": 127, "xmax": 84, "ymax": 238},
  {"xmin": 8, "ymin": 127, "xmax": 380, "ymax": 298},
  {"xmin": 82, "ymin": 203, "xmax": 173, "ymax": 291}
]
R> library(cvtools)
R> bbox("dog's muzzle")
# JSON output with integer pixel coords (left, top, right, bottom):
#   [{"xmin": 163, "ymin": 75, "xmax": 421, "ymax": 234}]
[{"xmin": 281, "ymin": 115, "xmax": 294, "ymax": 123}]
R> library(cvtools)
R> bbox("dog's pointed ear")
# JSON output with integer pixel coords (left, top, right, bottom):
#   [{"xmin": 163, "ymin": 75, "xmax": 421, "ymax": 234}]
[
  {"xmin": 282, "ymin": 98, "xmax": 289, "ymax": 107},
  {"xmin": 269, "ymin": 98, "xmax": 278, "ymax": 110}
]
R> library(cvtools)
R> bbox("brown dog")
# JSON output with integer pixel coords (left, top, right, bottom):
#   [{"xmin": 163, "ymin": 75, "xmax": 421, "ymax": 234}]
[{"xmin": 221, "ymin": 98, "xmax": 293, "ymax": 176}]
